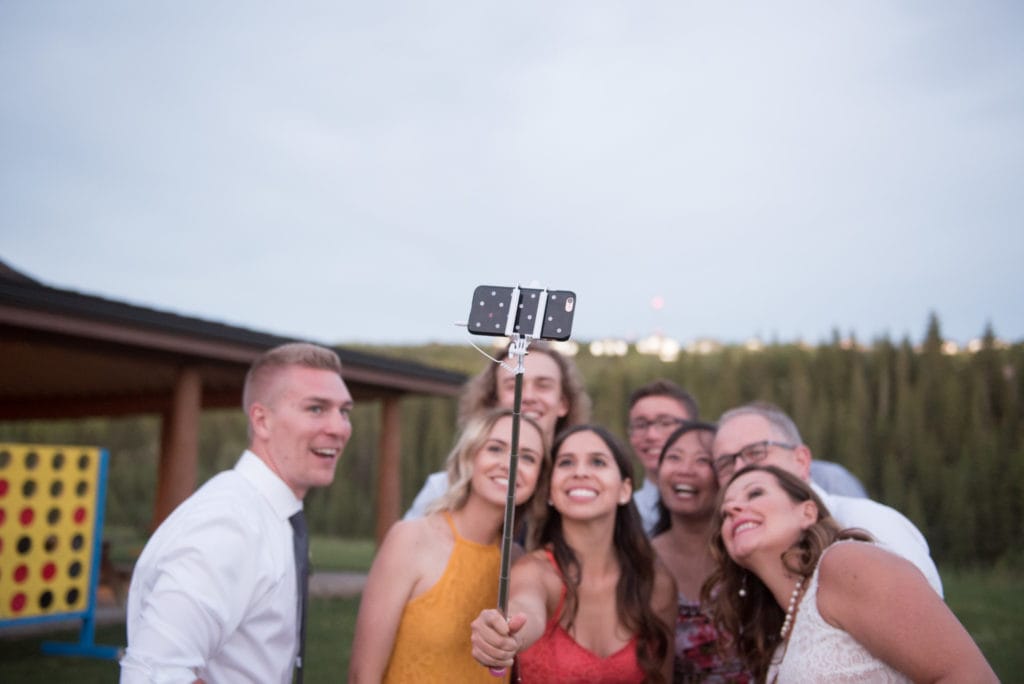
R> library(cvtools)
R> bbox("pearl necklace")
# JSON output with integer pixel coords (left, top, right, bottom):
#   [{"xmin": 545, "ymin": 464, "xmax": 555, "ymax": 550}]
[{"xmin": 778, "ymin": 576, "xmax": 805, "ymax": 640}]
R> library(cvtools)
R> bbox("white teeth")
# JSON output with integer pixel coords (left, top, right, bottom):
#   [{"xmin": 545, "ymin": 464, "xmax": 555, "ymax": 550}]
[
  {"xmin": 494, "ymin": 477, "xmax": 509, "ymax": 486},
  {"xmin": 734, "ymin": 521, "xmax": 759, "ymax": 534},
  {"xmin": 567, "ymin": 488, "xmax": 597, "ymax": 499},
  {"xmin": 312, "ymin": 448, "xmax": 337, "ymax": 457},
  {"xmin": 673, "ymin": 484, "xmax": 696, "ymax": 495}
]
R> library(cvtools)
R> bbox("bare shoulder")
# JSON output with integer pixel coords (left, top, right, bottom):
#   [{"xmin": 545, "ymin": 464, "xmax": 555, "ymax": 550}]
[
  {"xmin": 514, "ymin": 548, "xmax": 555, "ymax": 577},
  {"xmin": 818, "ymin": 540, "xmax": 917, "ymax": 589},
  {"xmin": 373, "ymin": 515, "xmax": 452, "ymax": 567},
  {"xmin": 512, "ymin": 549, "xmax": 561, "ymax": 593},
  {"xmin": 816, "ymin": 540, "xmax": 932, "ymax": 626},
  {"xmin": 510, "ymin": 548, "xmax": 562, "ymax": 615},
  {"xmin": 377, "ymin": 516, "xmax": 429, "ymax": 551},
  {"xmin": 364, "ymin": 513, "xmax": 456, "ymax": 604}
]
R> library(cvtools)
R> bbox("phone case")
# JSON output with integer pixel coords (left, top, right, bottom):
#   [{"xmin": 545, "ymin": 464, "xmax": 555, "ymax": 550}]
[
  {"xmin": 467, "ymin": 286, "xmax": 576, "ymax": 340},
  {"xmin": 467, "ymin": 286, "xmax": 516, "ymax": 336}
]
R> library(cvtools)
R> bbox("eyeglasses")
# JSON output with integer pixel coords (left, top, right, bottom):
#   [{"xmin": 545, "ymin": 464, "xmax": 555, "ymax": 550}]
[
  {"xmin": 628, "ymin": 416, "xmax": 687, "ymax": 434},
  {"xmin": 713, "ymin": 440, "xmax": 796, "ymax": 474}
]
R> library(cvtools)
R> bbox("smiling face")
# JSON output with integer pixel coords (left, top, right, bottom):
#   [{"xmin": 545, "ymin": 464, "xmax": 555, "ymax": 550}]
[
  {"xmin": 470, "ymin": 415, "xmax": 545, "ymax": 507},
  {"xmin": 713, "ymin": 412, "xmax": 809, "ymax": 486},
  {"xmin": 549, "ymin": 429, "xmax": 632, "ymax": 521},
  {"xmin": 496, "ymin": 351, "xmax": 569, "ymax": 439},
  {"xmin": 719, "ymin": 469, "xmax": 817, "ymax": 566},
  {"xmin": 628, "ymin": 395, "xmax": 693, "ymax": 476},
  {"xmin": 657, "ymin": 428, "xmax": 717, "ymax": 521},
  {"xmin": 249, "ymin": 364, "xmax": 354, "ymax": 499}
]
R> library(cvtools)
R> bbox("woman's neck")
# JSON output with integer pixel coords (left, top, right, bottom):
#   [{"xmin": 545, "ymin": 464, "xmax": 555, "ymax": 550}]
[
  {"xmin": 747, "ymin": 556, "xmax": 805, "ymax": 610},
  {"xmin": 654, "ymin": 514, "xmax": 714, "ymax": 598},
  {"xmin": 667, "ymin": 511, "xmax": 712, "ymax": 548},
  {"xmin": 451, "ymin": 493, "xmax": 505, "ymax": 545},
  {"xmin": 560, "ymin": 513, "xmax": 619, "ymax": 573}
]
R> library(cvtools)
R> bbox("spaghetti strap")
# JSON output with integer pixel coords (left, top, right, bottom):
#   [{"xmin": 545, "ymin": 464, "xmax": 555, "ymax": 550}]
[
  {"xmin": 443, "ymin": 511, "xmax": 461, "ymax": 540},
  {"xmin": 543, "ymin": 549, "xmax": 567, "ymax": 621}
]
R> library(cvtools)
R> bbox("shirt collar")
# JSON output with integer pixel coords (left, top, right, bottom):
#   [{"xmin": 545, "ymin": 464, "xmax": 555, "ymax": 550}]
[
  {"xmin": 810, "ymin": 480, "xmax": 833, "ymax": 506},
  {"xmin": 236, "ymin": 450, "xmax": 303, "ymax": 520}
]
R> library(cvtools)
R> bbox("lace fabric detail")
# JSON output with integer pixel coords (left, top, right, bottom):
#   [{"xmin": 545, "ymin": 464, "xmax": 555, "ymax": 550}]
[{"xmin": 767, "ymin": 541, "xmax": 910, "ymax": 683}]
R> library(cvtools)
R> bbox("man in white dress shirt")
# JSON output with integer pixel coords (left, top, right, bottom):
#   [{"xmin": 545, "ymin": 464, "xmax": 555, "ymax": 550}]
[
  {"xmin": 711, "ymin": 401, "xmax": 944, "ymax": 596},
  {"xmin": 120, "ymin": 343, "xmax": 354, "ymax": 683}
]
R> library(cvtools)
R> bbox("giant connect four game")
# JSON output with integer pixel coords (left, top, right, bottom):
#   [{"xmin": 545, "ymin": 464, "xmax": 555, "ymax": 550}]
[{"xmin": 0, "ymin": 443, "xmax": 118, "ymax": 659}]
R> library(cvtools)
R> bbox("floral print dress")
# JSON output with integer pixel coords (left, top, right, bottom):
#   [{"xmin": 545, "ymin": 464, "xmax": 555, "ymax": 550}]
[{"xmin": 673, "ymin": 595, "xmax": 751, "ymax": 684}]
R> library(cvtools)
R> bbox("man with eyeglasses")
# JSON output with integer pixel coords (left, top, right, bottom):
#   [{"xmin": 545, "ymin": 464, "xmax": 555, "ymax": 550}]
[
  {"xmin": 626, "ymin": 381, "xmax": 866, "ymax": 534},
  {"xmin": 712, "ymin": 401, "xmax": 943, "ymax": 596},
  {"xmin": 626, "ymin": 379, "xmax": 700, "ymax": 533}
]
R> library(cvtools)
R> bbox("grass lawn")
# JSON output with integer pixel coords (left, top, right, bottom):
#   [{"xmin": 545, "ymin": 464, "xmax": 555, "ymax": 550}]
[
  {"xmin": 2, "ymin": 542, "xmax": 1020, "ymax": 683},
  {"xmin": 943, "ymin": 567, "xmax": 1024, "ymax": 681},
  {"xmin": 0, "ymin": 597, "xmax": 361, "ymax": 683},
  {"xmin": 310, "ymin": 535, "xmax": 377, "ymax": 572}
]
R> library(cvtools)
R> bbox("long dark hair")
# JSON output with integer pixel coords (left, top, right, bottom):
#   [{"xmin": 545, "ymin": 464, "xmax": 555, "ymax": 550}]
[
  {"xmin": 532, "ymin": 424, "xmax": 671, "ymax": 683},
  {"xmin": 701, "ymin": 465, "xmax": 872, "ymax": 682},
  {"xmin": 650, "ymin": 420, "xmax": 719, "ymax": 536}
]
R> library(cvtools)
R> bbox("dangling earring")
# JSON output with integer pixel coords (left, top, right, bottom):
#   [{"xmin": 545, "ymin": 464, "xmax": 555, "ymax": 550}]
[
  {"xmin": 547, "ymin": 499, "xmax": 553, "ymax": 506},
  {"xmin": 738, "ymin": 573, "xmax": 748, "ymax": 598}
]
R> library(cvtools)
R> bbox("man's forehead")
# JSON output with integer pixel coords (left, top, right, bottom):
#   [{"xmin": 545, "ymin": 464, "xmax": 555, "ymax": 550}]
[
  {"xmin": 518, "ymin": 352, "xmax": 562, "ymax": 377},
  {"xmin": 714, "ymin": 414, "xmax": 775, "ymax": 450},
  {"xmin": 276, "ymin": 366, "xmax": 350, "ymax": 397},
  {"xmin": 629, "ymin": 395, "xmax": 689, "ymax": 417}
]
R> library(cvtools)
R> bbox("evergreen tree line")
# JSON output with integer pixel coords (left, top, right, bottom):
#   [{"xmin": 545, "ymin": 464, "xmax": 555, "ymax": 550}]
[{"xmin": 1, "ymin": 316, "xmax": 1020, "ymax": 569}]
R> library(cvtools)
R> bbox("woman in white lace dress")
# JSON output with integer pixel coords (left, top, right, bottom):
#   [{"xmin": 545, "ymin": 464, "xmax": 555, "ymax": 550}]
[{"xmin": 702, "ymin": 464, "xmax": 996, "ymax": 683}]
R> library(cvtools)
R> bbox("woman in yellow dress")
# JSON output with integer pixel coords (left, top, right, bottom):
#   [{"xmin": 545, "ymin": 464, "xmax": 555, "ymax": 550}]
[{"xmin": 348, "ymin": 408, "xmax": 550, "ymax": 683}]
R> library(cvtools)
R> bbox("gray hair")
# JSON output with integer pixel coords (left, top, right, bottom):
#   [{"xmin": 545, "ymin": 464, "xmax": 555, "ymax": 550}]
[{"xmin": 718, "ymin": 401, "xmax": 803, "ymax": 445}]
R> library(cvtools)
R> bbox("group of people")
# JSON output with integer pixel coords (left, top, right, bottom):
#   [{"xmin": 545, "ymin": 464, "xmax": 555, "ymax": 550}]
[{"xmin": 119, "ymin": 341, "xmax": 997, "ymax": 683}]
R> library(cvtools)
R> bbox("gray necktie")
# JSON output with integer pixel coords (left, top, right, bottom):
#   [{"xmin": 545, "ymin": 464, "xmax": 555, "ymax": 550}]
[{"xmin": 289, "ymin": 510, "xmax": 309, "ymax": 684}]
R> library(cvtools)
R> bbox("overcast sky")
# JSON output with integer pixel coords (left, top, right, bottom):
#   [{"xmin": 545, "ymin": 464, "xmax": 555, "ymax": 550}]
[{"xmin": 2, "ymin": 3, "xmax": 1021, "ymax": 347}]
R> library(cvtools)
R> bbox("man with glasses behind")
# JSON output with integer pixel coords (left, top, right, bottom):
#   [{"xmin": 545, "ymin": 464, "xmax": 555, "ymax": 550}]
[
  {"xmin": 627, "ymin": 380, "xmax": 700, "ymax": 533},
  {"xmin": 712, "ymin": 401, "xmax": 943, "ymax": 596},
  {"xmin": 627, "ymin": 382, "xmax": 867, "ymax": 534}
]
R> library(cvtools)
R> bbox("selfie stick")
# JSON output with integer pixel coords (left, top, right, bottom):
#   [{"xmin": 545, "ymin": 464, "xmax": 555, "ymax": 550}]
[
  {"xmin": 489, "ymin": 288, "xmax": 549, "ymax": 677},
  {"xmin": 496, "ymin": 335, "xmax": 530, "ymax": 613}
]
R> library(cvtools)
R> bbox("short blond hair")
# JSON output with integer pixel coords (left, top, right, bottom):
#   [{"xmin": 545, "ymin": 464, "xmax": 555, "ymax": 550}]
[{"xmin": 242, "ymin": 342, "xmax": 343, "ymax": 413}]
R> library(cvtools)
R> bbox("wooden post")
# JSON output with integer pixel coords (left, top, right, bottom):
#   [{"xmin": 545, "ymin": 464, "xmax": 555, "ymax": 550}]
[
  {"xmin": 375, "ymin": 396, "xmax": 402, "ymax": 544},
  {"xmin": 152, "ymin": 366, "xmax": 202, "ymax": 530}
]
